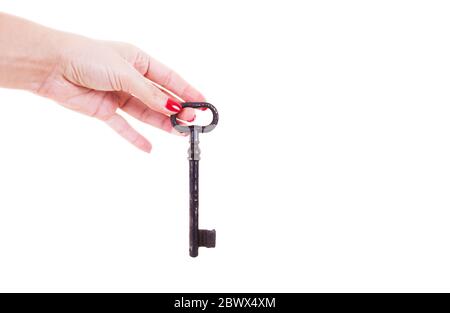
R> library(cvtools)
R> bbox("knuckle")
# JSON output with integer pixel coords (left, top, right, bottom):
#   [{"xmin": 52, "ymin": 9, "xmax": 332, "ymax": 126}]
[
  {"xmin": 135, "ymin": 54, "xmax": 150, "ymax": 75},
  {"xmin": 92, "ymin": 94, "xmax": 117, "ymax": 120},
  {"xmin": 115, "ymin": 70, "xmax": 133, "ymax": 92},
  {"xmin": 97, "ymin": 107, "xmax": 116, "ymax": 122},
  {"xmin": 139, "ymin": 107, "xmax": 153, "ymax": 122},
  {"xmin": 97, "ymin": 111, "xmax": 114, "ymax": 122}
]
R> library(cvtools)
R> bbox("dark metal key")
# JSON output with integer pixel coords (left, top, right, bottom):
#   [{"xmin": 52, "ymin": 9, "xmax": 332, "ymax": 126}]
[{"xmin": 170, "ymin": 102, "xmax": 219, "ymax": 257}]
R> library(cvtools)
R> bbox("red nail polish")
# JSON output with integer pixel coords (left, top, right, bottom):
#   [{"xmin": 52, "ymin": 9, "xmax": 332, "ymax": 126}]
[
  {"xmin": 166, "ymin": 98, "xmax": 182, "ymax": 113},
  {"xmin": 200, "ymin": 107, "xmax": 208, "ymax": 111},
  {"xmin": 188, "ymin": 115, "xmax": 196, "ymax": 123}
]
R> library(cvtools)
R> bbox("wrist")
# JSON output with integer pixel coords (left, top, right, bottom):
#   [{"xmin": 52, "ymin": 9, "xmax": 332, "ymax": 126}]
[{"xmin": 0, "ymin": 13, "xmax": 66, "ymax": 92}]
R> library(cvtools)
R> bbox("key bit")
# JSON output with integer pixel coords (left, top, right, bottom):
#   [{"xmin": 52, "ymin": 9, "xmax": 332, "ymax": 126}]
[{"xmin": 170, "ymin": 102, "xmax": 219, "ymax": 257}]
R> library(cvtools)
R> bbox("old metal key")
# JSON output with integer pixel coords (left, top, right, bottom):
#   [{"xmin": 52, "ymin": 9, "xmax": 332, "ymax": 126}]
[{"xmin": 170, "ymin": 102, "xmax": 219, "ymax": 257}]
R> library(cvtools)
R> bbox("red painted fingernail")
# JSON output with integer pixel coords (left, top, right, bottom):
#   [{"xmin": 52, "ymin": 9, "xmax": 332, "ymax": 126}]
[
  {"xmin": 188, "ymin": 115, "xmax": 196, "ymax": 123},
  {"xmin": 200, "ymin": 107, "xmax": 208, "ymax": 111},
  {"xmin": 165, "ymin": 98, "xmax": 182, "ymax": 113}
]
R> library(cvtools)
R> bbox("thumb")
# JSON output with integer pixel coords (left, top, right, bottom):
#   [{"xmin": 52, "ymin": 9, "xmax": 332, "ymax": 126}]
[{"xmin": 116, "ymin": 62, "xmax": 182, "ymax": 115}]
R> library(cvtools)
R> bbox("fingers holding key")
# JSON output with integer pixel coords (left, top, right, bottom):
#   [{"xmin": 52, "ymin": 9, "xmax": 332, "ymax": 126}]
[
  {"xmin": 117, "ymin": 93, "xmax": 188, "ymax": 136},
  {"xmin": 109, "ymin": 42, "xmax": 205, "ymax": 105},
  {"xmin": 114, "ymin": 62, "xmax": 185, "ymax": 117},
  {"xmin": 158, "ymin": 88, "xmax": 196, "ymax": 122},
  {"xmin": 99, "ymin": 42, "xmax": 207, "ymax": 152},
  {"xmin": 145, "ymin": 56, "xmax": 206, "ymax": 103}
]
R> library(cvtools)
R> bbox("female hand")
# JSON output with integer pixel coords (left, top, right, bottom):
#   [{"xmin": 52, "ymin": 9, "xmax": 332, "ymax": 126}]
[{"xmin": 0, "ymin": 13, "xmax": 205, "ymax": 152}]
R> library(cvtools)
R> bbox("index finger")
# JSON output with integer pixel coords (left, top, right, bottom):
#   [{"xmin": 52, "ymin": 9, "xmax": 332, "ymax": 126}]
[
  {"xmin": 145, "ymin": 56, "xmax": 206, "ymax": 102},
  {"xmin": 109, "ymin": 42, "xmax": 206, "ymax": 102}
]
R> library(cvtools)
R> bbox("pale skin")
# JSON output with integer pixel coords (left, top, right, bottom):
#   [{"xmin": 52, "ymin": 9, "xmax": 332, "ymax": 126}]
[{"xmin": 0, "ymin": 13, "xmax": 206, "ymax": 152}]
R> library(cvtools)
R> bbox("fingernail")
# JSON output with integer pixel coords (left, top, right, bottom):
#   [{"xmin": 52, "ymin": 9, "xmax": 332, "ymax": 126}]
[
  {"xmin": 199, "ymin": 107, "xmax": 208, "ymax": 111},
  {"xmin": 188, "ymin": 115, "xmax": 196, "ymax": 123},
  {"xmin": 166, "ymin": 98, "xmax": 182, "ymax": 113}
]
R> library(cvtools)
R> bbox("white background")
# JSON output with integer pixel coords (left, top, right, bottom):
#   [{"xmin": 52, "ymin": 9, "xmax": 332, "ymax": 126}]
[{"xmin": 0, "ymin": 0, "xmax": 450, "ymax": 292}]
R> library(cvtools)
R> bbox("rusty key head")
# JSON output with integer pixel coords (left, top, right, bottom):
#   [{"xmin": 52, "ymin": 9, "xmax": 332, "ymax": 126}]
[{"xmin": 170, "ymin": 102, "xmax": 219, "ymax": 134}]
